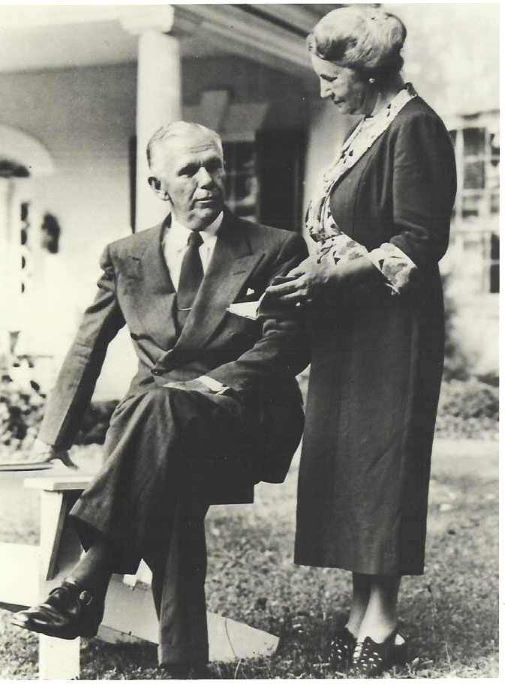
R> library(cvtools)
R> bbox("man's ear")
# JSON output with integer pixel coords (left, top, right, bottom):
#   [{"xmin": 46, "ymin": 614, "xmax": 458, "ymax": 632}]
[{"xmin": 148, "ymin": 176, "xmax": 170, "ymax": 201}]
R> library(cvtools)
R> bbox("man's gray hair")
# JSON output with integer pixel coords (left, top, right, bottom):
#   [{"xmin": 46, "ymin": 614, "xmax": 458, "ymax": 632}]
[{"xmin": 146, "ymin": 121, "xmax": 223, "ymax": 171}]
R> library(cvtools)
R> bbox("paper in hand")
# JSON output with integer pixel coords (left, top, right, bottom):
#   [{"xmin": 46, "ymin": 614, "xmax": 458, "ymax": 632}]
[
  {"xmin": 227, "ymin": 294, "xmax": 265, "ymax": 320},
  {"xmin": 227, "ymin": 286, "xmax": 299, "ymax": 321}
]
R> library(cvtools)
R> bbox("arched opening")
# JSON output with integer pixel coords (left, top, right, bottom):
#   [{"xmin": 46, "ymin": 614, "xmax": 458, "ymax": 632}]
[
  {"xmin": 0, "ymin": 159, "xmax": 30, "ymax": 178},
  {"xmin": 0, "ymin": 126, "xmax": 54, "ymax": 363},
  {"xmin": 0, "ymin": 125, "xmax": 54, "ymax": 178}
]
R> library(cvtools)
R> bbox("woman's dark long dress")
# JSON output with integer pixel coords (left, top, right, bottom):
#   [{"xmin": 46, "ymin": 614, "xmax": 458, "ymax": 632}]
[{"xmin": 294, "ymin": 97, "xmax": 457, "ymax": 576}]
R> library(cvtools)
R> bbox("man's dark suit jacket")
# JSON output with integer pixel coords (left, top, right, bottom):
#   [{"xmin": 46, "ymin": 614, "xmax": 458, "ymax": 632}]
[{"xmin": 38, "ymin": 209, "xmax": 309, "ymax": 503}]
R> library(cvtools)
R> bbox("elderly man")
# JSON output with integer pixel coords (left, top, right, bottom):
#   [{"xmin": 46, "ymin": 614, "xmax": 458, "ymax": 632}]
[{"xmin": 12, "ymin": 121, "xmax": 309, "ymax": 674}]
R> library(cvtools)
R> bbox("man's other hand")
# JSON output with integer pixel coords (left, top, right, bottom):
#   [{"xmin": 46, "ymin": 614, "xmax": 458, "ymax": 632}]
[{"xmin": 33, "ymin": 439, "xmax": 77, "ymax": 469}]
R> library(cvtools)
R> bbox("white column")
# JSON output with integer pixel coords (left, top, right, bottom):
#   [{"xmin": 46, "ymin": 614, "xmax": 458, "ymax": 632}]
[
  {"xmin": 135, "ymin": 30, "xmax": 182, "ymax": 230},
  {"xmin": 121, "ymin": 6, "xmax": 185, "ymax": 231},
  {"xmin": 0, "ymin": 178, "xmax": 15, "ymax": 356}
]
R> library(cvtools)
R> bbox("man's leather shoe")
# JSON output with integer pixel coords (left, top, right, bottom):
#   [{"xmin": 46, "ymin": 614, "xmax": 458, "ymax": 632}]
[{"xmin": 11, "ymin": 579, "xmax": 104, "ymax": 640}]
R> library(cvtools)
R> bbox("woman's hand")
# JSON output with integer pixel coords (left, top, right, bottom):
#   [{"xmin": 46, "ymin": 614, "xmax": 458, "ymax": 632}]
[
  {"xmin": 264, "ymin": 256, "xmax": 335, "ymax": 306},
  {"xmin": 265, "ymin": 254, "xmax": 381, "ymax": 306}
]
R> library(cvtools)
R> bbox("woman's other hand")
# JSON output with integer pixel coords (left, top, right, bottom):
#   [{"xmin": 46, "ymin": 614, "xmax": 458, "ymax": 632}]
[{"xmin": 265, "ymin": 254, "xmax": 382, "ymax": 306}]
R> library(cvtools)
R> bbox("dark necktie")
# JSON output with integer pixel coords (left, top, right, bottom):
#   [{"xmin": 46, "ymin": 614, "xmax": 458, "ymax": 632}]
[{"xmin": 176, "ymin": 230, "xmax": 204, "ymax": 329}]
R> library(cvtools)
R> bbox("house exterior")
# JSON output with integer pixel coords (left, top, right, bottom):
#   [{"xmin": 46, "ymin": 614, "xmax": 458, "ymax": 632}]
[
  {"xmin": 0, "ymin": 3, "xmax": 499, "ymax": 399},
  {"xmin": 390, "ymin": 2, "xmax": 500, "ymax": 378}
]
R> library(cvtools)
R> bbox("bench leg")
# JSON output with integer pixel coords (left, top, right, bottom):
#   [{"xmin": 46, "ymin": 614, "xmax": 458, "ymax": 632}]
[
  {"xmin": 38, "ymin": 490, "xmax": 84, "ymax": 680},
  {"xmin": 40, "ymin": 490, "xmax": 82, "ymax": 582},
  {"xmin": 39, "ymin": 635, "xmax": 80, "ymax": 680}
]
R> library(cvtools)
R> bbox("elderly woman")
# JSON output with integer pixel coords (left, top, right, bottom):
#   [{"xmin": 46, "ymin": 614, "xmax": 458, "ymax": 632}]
[{"xmin": 266, "ymin": 6, "xmax": 456, "ymax": 678}]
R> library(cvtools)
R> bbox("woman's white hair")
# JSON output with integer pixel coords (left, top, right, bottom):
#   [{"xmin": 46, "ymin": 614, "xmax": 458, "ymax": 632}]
[{"xmin": 308, "ymin": 6, "xmax": 407, "ymax": 82}]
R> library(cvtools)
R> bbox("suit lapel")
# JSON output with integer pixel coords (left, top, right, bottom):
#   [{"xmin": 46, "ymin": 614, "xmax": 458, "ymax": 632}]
[
  {"xmin": 129, "ymin": 220, "xmax": 178, "ymax": 348},
  {"xmin": 135, "ymin": 222, "xmax": 174, "ymax": 288},
  {"xmin": 170, "ymin": 212, "xmax": 265, "ymax": 354}
]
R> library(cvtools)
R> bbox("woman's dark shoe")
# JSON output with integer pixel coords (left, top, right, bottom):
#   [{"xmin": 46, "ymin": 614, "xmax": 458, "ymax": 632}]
[
  {"xmin": 10, "ymin": 579, "xmax": 104, "ymax": 640},
  {"xmin": 348, "ymin": 630, "xmax": 408, "ymax": 678},
  {"xmin": 158, "ymin": 662, "xmax": 210, "ymax": 679},
  {"xmin": 328, "ymin": 626, "xmax": 357, "ymax": 671},
  {"xmin": 158, "ymin": 663, "xmax": 192, "ymax": 679}
]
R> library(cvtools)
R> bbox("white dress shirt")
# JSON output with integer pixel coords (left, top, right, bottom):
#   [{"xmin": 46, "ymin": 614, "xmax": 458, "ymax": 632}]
[
  {"xmin": 161, "ymin": 211, "xmax": 228, "ymax": 395},
  {"xmin": 162, "ymin": 211, "xmax": 223, "ymax": 290}
]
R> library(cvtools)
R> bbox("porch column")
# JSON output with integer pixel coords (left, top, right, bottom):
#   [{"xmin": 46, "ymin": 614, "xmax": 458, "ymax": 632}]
[
  {"xmin": 0, "ymin": 178, "xmax": 14, "ymax": 356},
  {"xmin": 121, "ymin": 6, "xmax": 183, "ymax": 231},
  {"xmin": 136, "ymin": 31, "xmax": 182, "ymax": 230}
]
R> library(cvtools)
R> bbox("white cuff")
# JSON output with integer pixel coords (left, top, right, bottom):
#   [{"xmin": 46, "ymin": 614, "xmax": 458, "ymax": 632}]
[{"xmin": 368, "ymin": 243, "xmax": 417, "ymax": 295}]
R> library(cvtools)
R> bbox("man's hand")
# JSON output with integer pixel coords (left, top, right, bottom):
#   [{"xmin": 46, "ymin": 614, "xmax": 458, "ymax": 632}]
[
  {"xmin": 32, "ymin": 438, "xmax": 77, "ymax": 469},
  {"xmin": 264, "ymin": 255, "xmax": 380, "ymax": 306}
]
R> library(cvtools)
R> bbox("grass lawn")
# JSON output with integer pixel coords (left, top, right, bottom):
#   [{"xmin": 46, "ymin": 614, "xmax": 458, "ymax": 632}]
[{"xmin": 0, "ymin": 439, "xmax": 498, "ymax": 679}]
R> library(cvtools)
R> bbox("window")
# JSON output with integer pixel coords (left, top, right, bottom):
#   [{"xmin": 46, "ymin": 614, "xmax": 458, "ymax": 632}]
[
  {"xmin": 19, "ymin": 202, "xmax": 31, "ymax": 294},
  {"xmin": 490, "ymin": 233, "xmax": 499, "ymax": 294},
  {"xmin": 450, "ymin": 124, "xmax": 500, "ymax": 220},
  {"xmin": 489, "ymin": 130, "xmax": 500, "ymax": 214},
  {"xmin": 222, "ymin": 132, "xmax": 305, "ymax": 232},
  {"xmin": 223, "ymin": 142, "xmax": 258, "ymax": 222},
  {"xmin": 450, "ymin": 118, "xmax": 500, "ymax": 294}
]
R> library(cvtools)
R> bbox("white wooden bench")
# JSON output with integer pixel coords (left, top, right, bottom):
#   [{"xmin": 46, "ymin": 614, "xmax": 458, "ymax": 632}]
[{"xmin": 0, "ymin": 472, "xmax": 278, "ymax": 679}]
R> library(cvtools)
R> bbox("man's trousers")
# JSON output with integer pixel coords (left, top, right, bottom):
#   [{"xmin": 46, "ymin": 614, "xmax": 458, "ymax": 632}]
[{"xmin": 69, "ymin": 385, "xmax": 256, "ymax": 665}]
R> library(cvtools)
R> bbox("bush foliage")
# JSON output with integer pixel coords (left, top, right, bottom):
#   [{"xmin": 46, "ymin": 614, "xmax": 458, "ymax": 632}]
[
  {"xmin": 436, "ymin": 379, "xmax": 498, "ymax": 440},
  {"xmin": 442, "ymin": 275, "xmax": 471, "ymax": 382},
  {"xmin": 0, "ymin": 373, "xmax": 45, "ymax": 455},
  {"xmin": 0, "ymin": 371, "xmax": 117, "ymax": 459}
]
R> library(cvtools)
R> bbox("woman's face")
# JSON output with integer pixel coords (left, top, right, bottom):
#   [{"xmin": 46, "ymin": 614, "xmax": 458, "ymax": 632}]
[{"xmin": 310, "ymin": 53, "xmax": 374, "ymax": 116}]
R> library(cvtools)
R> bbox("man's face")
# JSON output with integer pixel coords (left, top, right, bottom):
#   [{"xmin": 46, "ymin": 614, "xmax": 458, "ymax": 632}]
[{"xmin": 151, "ymin": 131, "xmax": 225, "ymax": 231}]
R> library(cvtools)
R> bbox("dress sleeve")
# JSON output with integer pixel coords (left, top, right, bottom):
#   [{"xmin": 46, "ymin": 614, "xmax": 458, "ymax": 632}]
[
  {"xmin": 389, "ymin": 113, "xmax": 456, "ymax": 265},
  {"xmin": 365, "ymin": 112, "xmax": 457, "ymax": 294},
  {"xmin": 367, "ymin": 242, "xmax": 417, "ymax": 295}
]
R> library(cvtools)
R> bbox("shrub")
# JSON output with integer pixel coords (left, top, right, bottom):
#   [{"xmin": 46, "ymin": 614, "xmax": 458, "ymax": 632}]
[
  {"xmin": 0, "ymin": 370, "xmax": 118, "ymax": 459},
  {"xmin": 436, "ymin": 379, "xmax": 499, "ymax": 440},
  {"xmin": 0, "ymin": 373, "xmax": 45, "ymax": 455},
  {"xmin": 442, "ymin": 274, "xmax": 471, "ymax": 381}
]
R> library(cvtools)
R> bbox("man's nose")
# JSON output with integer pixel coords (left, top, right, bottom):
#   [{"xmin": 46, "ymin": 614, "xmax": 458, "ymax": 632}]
[{"xmin": 196, "ymin": 167, "xmax": 214, "ymax": 187}]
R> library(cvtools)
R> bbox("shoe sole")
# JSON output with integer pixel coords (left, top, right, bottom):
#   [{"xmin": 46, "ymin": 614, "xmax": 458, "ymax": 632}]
[{"xmin": 11, "ymin": 615, "xmax": 99, "ymax": 640}]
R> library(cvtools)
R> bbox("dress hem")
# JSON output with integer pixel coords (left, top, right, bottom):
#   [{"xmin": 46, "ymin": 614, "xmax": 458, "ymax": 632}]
[{"xmin": 293, "ymin": 556, "xmax": 424, "ymax": 577}]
